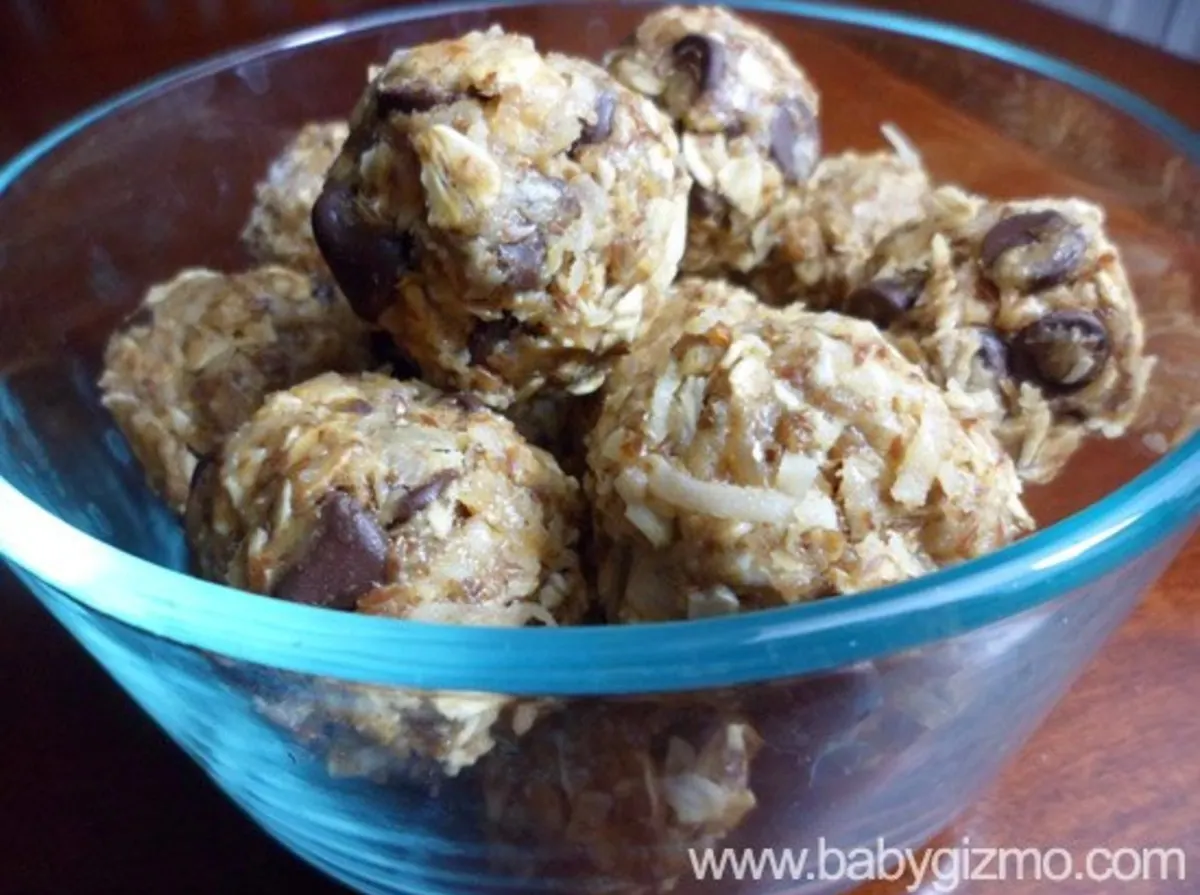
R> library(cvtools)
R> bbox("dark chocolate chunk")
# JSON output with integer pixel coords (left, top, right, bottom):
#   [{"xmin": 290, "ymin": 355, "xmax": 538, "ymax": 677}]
[
  {"xmin": 394, "ymin": 470, "xmax": 460, "ymax": 525},
  {"xmin": 311, "ymin": 183, "xmax": 416, "ymax": 322},
  {"xmin": 468, "ymin": 314, "xmax": 521, "ymax": 366},
  {"xmin": 672, "ymin": 34, "xmax": 725, "ymax": 93},
  {"xmin": 769, "ymin": 100, "xmax": 819, "ymax": 183},
  {"xmin": 1011, "ymin": 310, "xmax": 1110, "ymax": 391},
  {"xmin": 496, "ymin": 233, "xmax": 547, "ymax": 291},
  {"xmin": 376, "ymin": 81, "xmax": 461, "ymax": 116},
  {"xmin": 981, "ymin": 210, "xmax": 1087, "ymax": 291},
  {"xmin": 273, "ymin": 492, "xmax": 389, "ymax": 610},
  {"xmin": 844, "ymin": 272, "xmax": 926, "ymax": 327},
  {"xmin": 974, "ymin": 327, "xmax": 1010, "ymax": 376},
  {"xmin": 574, "ymin": 91, "xmax": 616, "ymax": 149}
]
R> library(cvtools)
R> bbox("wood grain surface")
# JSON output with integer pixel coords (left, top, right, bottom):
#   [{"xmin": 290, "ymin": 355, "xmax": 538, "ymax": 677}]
[{"xmin": 0, "ymin": 2, "xmax": 1197, "ymax": 893}]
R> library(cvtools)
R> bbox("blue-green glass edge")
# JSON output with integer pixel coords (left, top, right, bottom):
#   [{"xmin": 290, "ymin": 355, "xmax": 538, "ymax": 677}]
[{"xmin": 0, "ymin": 0, "xmax": 1197, "ymax": 696}]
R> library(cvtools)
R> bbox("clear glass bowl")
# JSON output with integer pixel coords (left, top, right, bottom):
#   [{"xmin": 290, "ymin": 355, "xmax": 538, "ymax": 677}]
[{"xmin": 1, "ymin": 2, "xmax": 1198, "ymax": 894}]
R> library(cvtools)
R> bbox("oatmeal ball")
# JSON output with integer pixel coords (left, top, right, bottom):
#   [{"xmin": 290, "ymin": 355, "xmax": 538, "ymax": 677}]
[
  {"xmin": 100, "ymin": 266, "xmax": 373, "ymax": 511},
  {"xmin": 188, "ymin": 372, "xmax": 587, "ymax": 622},
  {"xmin": 314, "ymin": 27, "xmax": 690, "ymax": 408},
  {"xmin": 187, "ymin": 372, "xmax": 589, "ymax": 773},
  {"xmin": 587, "ymin": 279, "xmax": 1033, "ymax": 623},
  {"xmin": 241, "ymin": 121, "xmax": 349, "ymax": 273},
  {"xmin": 607, "ymin": 5, "xmax": 820, "ymax": 276},
  {"xmin": 849, "ymin": 188, "xmax": 1152, "ymax": 482},
  {"xmin": 481, "ymin": 698, "xmax": 760, "ymax": 888},
  {"xmin": 751, "ymin": 150, "xmax": 933, "ymax": 306}
]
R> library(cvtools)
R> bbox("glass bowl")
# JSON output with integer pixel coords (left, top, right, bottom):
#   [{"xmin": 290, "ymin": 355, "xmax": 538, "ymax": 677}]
[{"xmin": 1, "ymin": 2, "xmax": 1198, "ymax": 893}]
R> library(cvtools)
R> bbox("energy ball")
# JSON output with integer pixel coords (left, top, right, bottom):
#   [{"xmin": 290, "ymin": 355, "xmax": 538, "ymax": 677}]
[
  {"xmin": 848, "ymin": 188, "xmax": 1152, "ymax": 482},
  {"xmin": 100, "ymin": 266, "xmax": 373, "ymax": 511},
  {"xmin": 481, "ymin": 698, "xmax": 760, "ymax": 888},
  {"xmin": 187, "ymin": 372, "xmax": 589, "ymax": 774},
  {"xmin": 608, "ymin": 5, "xmax": 820, "ymax": 276},
  {"xmin": 241, "ymin": 121, "xmax": 349, "ymax": 273},
  {"xmin": 751, "ymin": 149, "xmax": 933, "ymax": 306},
  {"xmin": 587, "ymin": 279, "xmax": 1033, "ymax": 623},
  {"xmin": 314, "ymin": 27, "xmax": 690, "ymax": 408},
  {"xmin": 188, "ymin": 371, "xmax": 587, "ymax": 622}
]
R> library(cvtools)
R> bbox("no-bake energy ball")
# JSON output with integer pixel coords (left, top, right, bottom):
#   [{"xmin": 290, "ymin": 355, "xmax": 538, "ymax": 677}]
[
  {"xmin": 481, "ymin": 698, "xmax": 760, "ymax": 887},
  {"xmin": 186, "ymin": 372, "xmax": 589, "ymax": 774},
  {"xmin": 188, "ymin": 372, "xmax": 587, "ymax": 624},
  {"xmin": 587, "ymin": 279, "xmax": 1033, "ymax": 623},
  {"xmin": 847, "ymin": 189, "xmax": 1152, "ymax": 482},
  {"xmin": 608, "ymin": 5, "xmax": 820, "ymax": 276},
  {"xmin": 100, "ymin": 266, "xmax": 373, "ymax": 511},
  {"xmin": 241, "ymin": 121, "xmax": 349, "ymax": 274},
  {"xmin": 314, "ymin": 27, "xmax": 690, "ymax": 408}
]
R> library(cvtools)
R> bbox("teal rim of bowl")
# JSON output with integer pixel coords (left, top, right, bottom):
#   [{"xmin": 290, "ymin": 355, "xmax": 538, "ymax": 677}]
[{"xmin": 1, "ymin": 0, "xmax": 1198, "ymax": 695}]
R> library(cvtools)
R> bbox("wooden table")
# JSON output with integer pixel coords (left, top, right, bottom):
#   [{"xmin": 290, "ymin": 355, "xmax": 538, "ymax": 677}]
[{"xmin": 1, "ymin": 2, "xmax": 1197, "ymax": 893}]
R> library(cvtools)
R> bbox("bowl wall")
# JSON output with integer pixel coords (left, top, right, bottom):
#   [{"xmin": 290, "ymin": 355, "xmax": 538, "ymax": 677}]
[
  {"xmin": 1, "ymin": 3, "xmax": 1199, "ymax": 894},
  {"xmin": 15, "ymin": 529, "xmax": 1189, "ymax": 894}
]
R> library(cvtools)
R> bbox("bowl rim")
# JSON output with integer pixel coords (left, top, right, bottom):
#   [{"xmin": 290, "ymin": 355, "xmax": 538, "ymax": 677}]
[{"xmin": 1, "ymin": 0, "xmax": 1198, "ymax": 695}]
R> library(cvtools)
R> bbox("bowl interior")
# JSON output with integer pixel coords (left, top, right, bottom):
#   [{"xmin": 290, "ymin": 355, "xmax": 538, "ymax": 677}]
[{"xmin": 0, "ymin": 1, "xmax": 1197, "ymax": 604}]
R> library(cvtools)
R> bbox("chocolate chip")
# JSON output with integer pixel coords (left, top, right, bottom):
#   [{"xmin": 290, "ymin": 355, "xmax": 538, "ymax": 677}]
[
  {"xmin": 393, "ymin": 470, "xmax": 460, "ymax": 525},
  {"xmin": 1011, "ymin": 311, "xmax": 1110, "ymax": 391},
  {"xmin": 672, "ymin": 34, "xmax": 725, "ymax": 93},
  {"xmin": 981, "ymin": 210, "xmax": 1088, "ymax": 291},
  {"xmin": 376, "ymin": 81, "xmax": 461, "ymax": 116},
  {"xmin": 273, "ymin": 492, "xmax": 389, "ymax": 610},
  {"xmin": 468, "ymin": 314, "xmax": 521, "ymax": 366},
  {"xmin": 574, "ymin": 91, "xmax": 616, "ymax": 150},
  {"xmin": 311, "ymin": 183, "xmax": 416, "ymax": 322},
  {"xmin": 496, "ymin": 234, "xmax": 546, "ymax": 291},
  {"xmin": 445, "ymin": 392, "xmax": 487, "ymax": 413},
  {"xmin": 769, "ymin": 100, "xmax": 819, "ymax": 183},
  {"xmin": 974, "ymin": 328, "xmax": 1009, "ymax": 376},
  {"xmin": 844, "ymin": 273, "xmax": 926, "ymax": 327}
]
